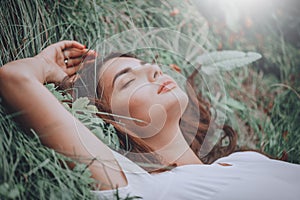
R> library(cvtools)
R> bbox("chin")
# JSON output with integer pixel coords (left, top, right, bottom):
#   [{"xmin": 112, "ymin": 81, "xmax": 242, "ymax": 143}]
[{"xmin": 164, "ymin": 88, "xmax": 188, "ymax": 117}]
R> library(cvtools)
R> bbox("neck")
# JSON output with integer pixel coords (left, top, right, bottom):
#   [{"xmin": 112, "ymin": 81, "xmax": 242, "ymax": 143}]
[{"xmin": 143, "ymin": 123, "xmax": 203, "ymax": 166}]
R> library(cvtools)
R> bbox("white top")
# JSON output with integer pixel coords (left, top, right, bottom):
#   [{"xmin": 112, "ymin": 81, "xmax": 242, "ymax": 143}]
[{"xmin": 92, "ymin": 151, "xmax": 300, "ymax": 200}]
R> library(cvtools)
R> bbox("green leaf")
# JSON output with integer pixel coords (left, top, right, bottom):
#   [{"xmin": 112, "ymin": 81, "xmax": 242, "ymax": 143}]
[
  {"xmin": 91, "ymin": 127, "xmax": 104, "ymax": 137},
  {"xmin": 72, "ymin": 97, "xmax": 90, "ymax": 110},
  {"xmin": 90, "ymin": 117, "xmax": 105, "ymax": 125},
  {"xmin": 197, "ymin": 51, "xmax": 262, "ymax": 74},
  {"xmin": 86, "ymin": 104, "xmax": 98, "ymax": 111}
]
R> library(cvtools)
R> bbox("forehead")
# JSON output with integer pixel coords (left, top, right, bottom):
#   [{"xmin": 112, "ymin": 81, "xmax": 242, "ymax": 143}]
[{"xmin": 99, "ymin": 57, "xmax": 142, "ymax": 89}]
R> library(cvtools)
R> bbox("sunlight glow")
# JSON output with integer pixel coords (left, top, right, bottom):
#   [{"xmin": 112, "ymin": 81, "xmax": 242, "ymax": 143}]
[{"xmin": 215, "ymin": 0, "xmax": 273, "ymax": 31}]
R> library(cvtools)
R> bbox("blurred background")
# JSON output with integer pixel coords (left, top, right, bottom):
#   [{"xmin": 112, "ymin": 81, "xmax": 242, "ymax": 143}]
[{"xmin": 192, "ymin": 0, "xmax": 300, "ymax": 162}]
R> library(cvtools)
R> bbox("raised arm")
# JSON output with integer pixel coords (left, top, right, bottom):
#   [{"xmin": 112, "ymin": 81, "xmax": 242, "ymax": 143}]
[{"xmin": 0, "ymin": 41, "xmax": 127, "ymax": 190}]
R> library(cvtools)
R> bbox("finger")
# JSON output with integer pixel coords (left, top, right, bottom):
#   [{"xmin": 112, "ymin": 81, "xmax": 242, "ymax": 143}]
[
  {"xmin": 56, "ymin": 40, "xmax": 86, "ymax": 50},
  {"xmin": 63, "ymin": 49, "xmax": 97, "ymax": 64},
  {"xmin": 82, "ymin": 50, "xmax": 98, "ymax": 61},
  {"xmin": 65, "ymin": 64, "xmax": 82, "ymax": 76},
  {"xmin": 85, "ymin": 49, "xmax": 98, "ymax": 57},
  {"xmin": 63, "ymin": 48, "xmax": 87, "ymax": 59},
  {"xmin": 65, "ymin": 57, "xmax": 83, "ymax": 67}
]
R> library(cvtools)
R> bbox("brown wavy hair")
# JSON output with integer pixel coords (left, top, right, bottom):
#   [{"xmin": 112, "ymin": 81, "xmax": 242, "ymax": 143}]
[{"xmin": 69, "ymin": 53, "xmax": 238, "ymax": 172}]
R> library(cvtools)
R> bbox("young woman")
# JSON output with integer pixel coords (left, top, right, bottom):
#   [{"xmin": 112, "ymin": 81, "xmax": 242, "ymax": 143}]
[{"xmin": 0, "ymin": 41, "xmax": 299, "ymax": 200}]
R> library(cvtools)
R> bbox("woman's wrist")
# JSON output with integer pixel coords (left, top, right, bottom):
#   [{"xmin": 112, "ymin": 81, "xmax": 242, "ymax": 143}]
[
  {"xmin": 34, "ymin": 55, "xmax": 67, "ymax": 84},
  {"xmin": 0, "ymin": 56, "xmax": 66, "ymax": 85}
]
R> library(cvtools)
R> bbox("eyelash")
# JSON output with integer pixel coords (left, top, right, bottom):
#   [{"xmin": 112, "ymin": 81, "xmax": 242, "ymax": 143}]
[
  {"xmin": 119, "ymin": 64, "xmax": 160, "ymax": 90},
  {"xmin": 122, "ymin": 79, "xmax": 135, "ymax": 89}
]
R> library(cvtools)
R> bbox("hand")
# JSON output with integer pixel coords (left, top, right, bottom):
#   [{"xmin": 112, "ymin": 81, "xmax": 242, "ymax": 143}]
[{"xmin": 35, "ymin": 40, "xmax": 96, "ymax": 84}]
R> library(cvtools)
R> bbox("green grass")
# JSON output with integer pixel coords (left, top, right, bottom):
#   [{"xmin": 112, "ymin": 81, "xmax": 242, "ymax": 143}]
[
  {"xmin": 1, "ymin": 0, "xmax": 300, "ymax": 199},
  {"xmin": 0, "ymin": 104, "xmax": 95, "ymax": 199}
]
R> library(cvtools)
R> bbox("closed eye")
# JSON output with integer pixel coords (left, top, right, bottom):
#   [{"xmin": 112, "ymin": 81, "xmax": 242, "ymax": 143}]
[{"xmin": 121, "ymin": 79, "xmax": 135, "ymax": 89}]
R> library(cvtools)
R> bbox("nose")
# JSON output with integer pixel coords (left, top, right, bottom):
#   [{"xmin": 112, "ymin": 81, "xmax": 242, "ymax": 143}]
[
  {"xmin": 135, "ymin": 63, "xmax": 162, "ymax": 82},
  {"xmin": 145, "ymin": 63, "xmax": 163, "ymax": 82}
]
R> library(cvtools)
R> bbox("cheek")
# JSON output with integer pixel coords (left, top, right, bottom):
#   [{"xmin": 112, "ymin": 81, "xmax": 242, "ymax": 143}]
[
  {"xmin": 128, "ymin": 91, "xmax": 152, "ymax": 120},
  {"xmin": 128, "ymin": 85, "xmax": 155, "ymax": 120},
  {"xmin": 128, "ymin": 86, "xmax": 189, "ymax": 122},
  {"xmin": 110, "ymin": 85, "xmax": 154, "ymax": 120}
]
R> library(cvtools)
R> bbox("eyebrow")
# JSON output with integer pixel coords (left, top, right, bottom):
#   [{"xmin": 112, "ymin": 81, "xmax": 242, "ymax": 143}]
[
  {"xmin": 111, "ymin": 61, "xmax": 146, "ymax": 88},
  {"xmin": 112, "ymin": 67, "xmax": 133, "ymax": 87}
]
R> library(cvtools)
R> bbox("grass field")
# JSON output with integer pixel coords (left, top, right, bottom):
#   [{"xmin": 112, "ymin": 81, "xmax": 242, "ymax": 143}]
[{"xmin": 1, "ymin": 0, "xmax": 299, "ymax": 199}]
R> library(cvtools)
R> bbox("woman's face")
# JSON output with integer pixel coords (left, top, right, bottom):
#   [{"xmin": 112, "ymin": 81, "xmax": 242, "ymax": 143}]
[{"xmin": 98, "ymin": 57, "xmax": 188, "ymax": 138}]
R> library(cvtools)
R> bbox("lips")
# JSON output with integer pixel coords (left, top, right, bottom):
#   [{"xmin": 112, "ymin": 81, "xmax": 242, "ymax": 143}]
[{"xmin": 157, "ymin": 80, "xmax": 177, "ymax": 94}]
